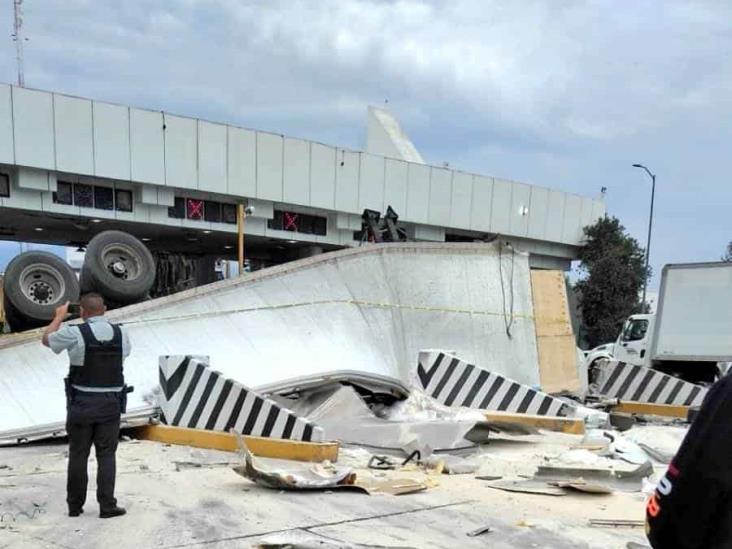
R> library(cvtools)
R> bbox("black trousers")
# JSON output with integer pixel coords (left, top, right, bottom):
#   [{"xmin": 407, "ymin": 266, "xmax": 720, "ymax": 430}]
[{"xmin": 66, "ymin": 392, "xmax": 121, "ymax": 512}]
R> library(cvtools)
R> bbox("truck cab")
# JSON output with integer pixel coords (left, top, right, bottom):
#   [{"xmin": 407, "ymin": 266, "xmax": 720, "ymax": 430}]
[{"xmin": 613, "ymin": 313, "xmax": 654, "ymax": 367}]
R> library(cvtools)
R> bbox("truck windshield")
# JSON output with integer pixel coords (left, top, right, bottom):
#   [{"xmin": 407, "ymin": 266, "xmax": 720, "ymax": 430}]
[{"xmin": 622, "ymin": 319, "xmax": 648, "ymax": 342}]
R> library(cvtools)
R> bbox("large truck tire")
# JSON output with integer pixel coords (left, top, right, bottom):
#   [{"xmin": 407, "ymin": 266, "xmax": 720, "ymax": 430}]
[
  {"xmin": 2, "ymin": 251, "xmax": 80, "ymax": 331},
  {"xmin": 80, "ymin": 230, "xmax": 155, "ymax": 305}
]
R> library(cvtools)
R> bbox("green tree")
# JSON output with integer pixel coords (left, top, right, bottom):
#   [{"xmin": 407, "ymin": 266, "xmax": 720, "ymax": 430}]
[
  {"xmin": 723, "ymin": 241, "xmax": 732, "ymax": 262},
  {"xmin": 574, "ymin": 216, "xmax": 649, "ymax": 349}
]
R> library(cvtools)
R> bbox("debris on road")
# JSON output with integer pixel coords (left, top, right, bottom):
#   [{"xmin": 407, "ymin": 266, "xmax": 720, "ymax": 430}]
[
  {"xmin": 233, "ymin": 449, "xmax": 358, "ymax": 492},
  {"xmin": 589, "ymin": 519, "xmax": 646, "ymax": 528},
  {"xmin": 254, "ymin": 531, "xmax": 417, "ymax": 548},
  {"xmin": 487, "ymin": 479, "xmax": 568, "ymax": 497},
  {"xmin": 466, "ymin": 524, "xmax": 494, "ymax": 537}
]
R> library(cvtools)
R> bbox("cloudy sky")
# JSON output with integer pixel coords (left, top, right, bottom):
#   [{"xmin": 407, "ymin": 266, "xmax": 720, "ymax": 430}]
[{"xmin": 0, "ymin": 0, "xmax": 730, "ymax": 286}]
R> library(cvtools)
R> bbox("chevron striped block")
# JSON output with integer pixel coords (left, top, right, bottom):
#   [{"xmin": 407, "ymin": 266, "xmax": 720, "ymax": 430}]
[
  {"xmin": 158, "ymin": 356, "xmax": 324, "ymax": 442},
  {"xmin": 417, "ymin": 351, "xmax": 575, "ymax": 417},
  {"xmin": 596, "ymin": 360, "xmax": 707, "ymax": 407}
]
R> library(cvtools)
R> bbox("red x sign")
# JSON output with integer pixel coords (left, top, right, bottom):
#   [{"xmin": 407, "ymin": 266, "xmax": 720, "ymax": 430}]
[
  {"xmin": 284, "ymin": 212, "xmax": 299, "ymax": 231},
  {"xmin": 187, "ymin": 199, "xmax": 204, "ymax": 220}
]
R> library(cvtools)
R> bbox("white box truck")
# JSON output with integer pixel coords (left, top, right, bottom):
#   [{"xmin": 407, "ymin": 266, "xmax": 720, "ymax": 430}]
[{"xmin": 584, "ymin": 262, "xmax": 732, "ymax": 383}]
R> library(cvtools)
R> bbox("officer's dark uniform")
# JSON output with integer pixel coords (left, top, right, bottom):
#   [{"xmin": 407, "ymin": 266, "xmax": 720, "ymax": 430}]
[{"xmin": 64, "ymin": 323, "xmax": 126, "ymax": 515}]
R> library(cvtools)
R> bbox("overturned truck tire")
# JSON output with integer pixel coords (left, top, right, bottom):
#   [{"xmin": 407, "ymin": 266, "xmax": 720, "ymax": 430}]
[
  {"xmin": 80, "ymin": 230, "xmax": 156, "ymax": 306},
  {"xmin": 3, "ymin": 251, "xmax": 80, "ymax": 331}
]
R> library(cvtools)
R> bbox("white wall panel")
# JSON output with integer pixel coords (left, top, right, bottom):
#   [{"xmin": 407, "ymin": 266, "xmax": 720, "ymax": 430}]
[
  {"xmin": 0, "ymin": 85, "xmax": 14, "ymax": 163},
  {"xmin": 247, "ymin": 199, "xmax": 274, "ymax": 220},
  {"xmin": 198, "ymin": 121, "xmax": 227, "ymax": 194},
  {"xmin": 132, "ymin": 202, "xmax": 151, "ymax": 223},
  {"xmin": 336, "ymin": 212, "xmax": 361, "ymax": 230},
  {"xmin": 561, "ymin": 194, "xmax": 582, "ymax": 244},
  {"xmin": 415, "ymin": 225, "xmax": 445, "ymax": 241},
  {"xmin": 16, "ymin": 167, "xmax": 50, "ymax": 191},
  {"xmin": 140, "ymin": 185, "xmax": 158, "ymax": 205},
  {"xmin": 509, "ymin": 182, "xmax": 531, "ymax": 237},
  {"xmin": 256, "ymin": 132, "xmax": 283, "ymax": 202},
  {"xmin": 283, "ymin": 138, "xmax": 310, "ymax": 205},
  {"xmin": 93, "ymin": 102, "xmax": 130, "ymax": 181},
  {"xmin": 527, "ymin": 186, "xmax": 549, "ymax": 240},
  {"xmin": 358, "ymin": 153, "xmax": 384, "ymax": 212},
  {"xmin": 157, "ymin": 187, "xmax": 175, "ymax": 207},
  {"xmin": 449, "ymin": 172, "xmax": 473, "ymax": 229},
  {"xmin": 545, "ymin": 190, "xmax": 566, "ymax": 242},
  {"xmin": 384, "ymin": 159, "xmax": 408, "ymax": 215},
  {"xmin": 591, "ymin": 199, "xmax": 606, "ymax": 222},
  {"xmin": 579, "ymin": 196, "xmax": 596, "ymax": 235},
  {"xmin": 41, "ymin": 190, "xmax": 78, "ymax": 216},
  {"xmin": 13, "ymin": 87, "xmax": 54, "ymax": 169},
  {"xmin": 470, "ymin": 175, "xmax": 493, "ymax": 232},
  {"xmin": 428, "ymin": 167, "xmax": 451, "ymax": 226},
  {"xmin": 5, "ymin": 180, "xmax": 42, "ymax": 209},
  {"xmin": 490, "ymin": 178, "xmax": 512, "ymax": 234},
  {"xmin": 130, "ymin": 109, "xmax": 164, "ymax": 185},
  {"xmin": 164, "ymin": 115, "xmax": 197, "ymax": 190},
  {"xmin": 406, "ymin": 163, "xmax": 430, "ymax": 224},
  {"xmin": 227, "ymin": 127, "xmax": 256, "ymax": 197},
  {"xmin": 54, "ymin": 95, "xmax": 93, "ymax": 175},
  {"xmin": 310, "ymin": 143, "xmax": 336, "ymax": 210},
  {"xmin": 335, "ymin": 149, "xmax": 359, "ymax": 212}
]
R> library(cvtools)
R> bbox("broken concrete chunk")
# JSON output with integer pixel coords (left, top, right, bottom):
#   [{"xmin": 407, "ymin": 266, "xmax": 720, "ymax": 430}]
[{"xmin": 423, "ymin": 454, "xmax": 480, "ymax": 475}]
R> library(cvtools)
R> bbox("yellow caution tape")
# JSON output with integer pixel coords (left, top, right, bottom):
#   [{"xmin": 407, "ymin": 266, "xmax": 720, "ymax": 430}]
[{"xmin": 118, "ymin": 298, "xmax": 567, "ymax": 328}]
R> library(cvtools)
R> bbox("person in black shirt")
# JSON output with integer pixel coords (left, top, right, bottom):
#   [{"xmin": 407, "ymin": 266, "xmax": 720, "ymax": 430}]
[{"xmin": 646, "ymin": 373, "xmax": 732, "ymax": 548}]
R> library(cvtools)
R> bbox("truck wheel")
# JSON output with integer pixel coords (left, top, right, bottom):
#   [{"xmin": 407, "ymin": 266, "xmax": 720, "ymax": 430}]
[
  {"xmin": 2, "ymin": 251, "xmax": 80, "ymax": 330},
  {"xmin": 80, "ymin": 230, "xmax": 155, "ymax": 305}
]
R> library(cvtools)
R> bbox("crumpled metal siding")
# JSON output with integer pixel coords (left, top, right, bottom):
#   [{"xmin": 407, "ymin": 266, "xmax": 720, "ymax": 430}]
[{"xmin": 0, "ymin": 242, "xmax": 540, "ymax": 438}]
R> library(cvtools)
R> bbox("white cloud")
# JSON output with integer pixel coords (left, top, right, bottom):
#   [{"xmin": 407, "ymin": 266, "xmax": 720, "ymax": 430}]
[
  {"xmin": 3, "ymin": 0, "xmax": 728, "ymax": 146},
  {"xmin": 0, "ymin": 0, "xmax": 731, "ymax": 276}
]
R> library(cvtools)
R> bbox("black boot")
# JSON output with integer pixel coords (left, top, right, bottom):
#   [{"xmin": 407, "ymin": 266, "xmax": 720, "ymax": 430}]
[
  {"xmin": 99, "ymin": 506, "xmax": 126, "ymax": 519},
  {"xmin": 68, "ymin": 508, "xmax": 84, "ymax": 517}
]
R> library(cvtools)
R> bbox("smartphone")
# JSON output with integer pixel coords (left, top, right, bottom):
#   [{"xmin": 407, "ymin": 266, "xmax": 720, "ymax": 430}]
[{"xmin": 68, "ymin": 303, "xmax": 81, "ymax": 316}]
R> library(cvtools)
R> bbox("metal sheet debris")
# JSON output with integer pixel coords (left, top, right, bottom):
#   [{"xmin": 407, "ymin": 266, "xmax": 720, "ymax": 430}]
[
  {"xmin": 487, "ymin": 479, "xmax": 568, "ymax": 497},
  {"xmin": 233, "ymin": 450, "xmax": 359, "ymax": 491},
  {"xmin": 535, "ymin": 460, "xmax": 653, "ymax": 493},
  {"xmin": 302, "ymin": 386, "xmax": 490, "ymax": 455}
]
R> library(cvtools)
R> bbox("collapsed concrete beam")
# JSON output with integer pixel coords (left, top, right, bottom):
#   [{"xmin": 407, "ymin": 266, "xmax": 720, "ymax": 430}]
[
  {"xmin": 596, "ymin": 361, "xmax": 706, "ymax": 407},
  {"xmin": 417, "ymin": 351, "xmax": 575, "ymax": 417},
  {"xmin": 0, "ymin": 242, "xmax": 541, "ymax": 440},
  {"xmin": 159, "ymin": 356, "xmax": 324, "ymax": 442}
]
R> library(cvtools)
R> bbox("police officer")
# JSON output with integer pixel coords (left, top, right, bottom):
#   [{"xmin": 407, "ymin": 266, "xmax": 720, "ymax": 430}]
[{"xmin": 42, "ymin": 292, "xmax": 130, "ymax": 519}]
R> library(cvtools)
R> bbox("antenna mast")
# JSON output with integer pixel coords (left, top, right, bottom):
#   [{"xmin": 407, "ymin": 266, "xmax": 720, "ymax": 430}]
[{"xmin": 12, "ymin": 0, "xmax": 25, "ymax": 87}]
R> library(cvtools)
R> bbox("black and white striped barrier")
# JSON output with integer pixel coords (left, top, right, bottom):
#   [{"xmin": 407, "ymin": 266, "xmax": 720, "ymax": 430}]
[
  {"xmin": 417, "ymin": 351, "xmax": 575, "ymax": 417},
  {"xmin": 158, "ymin": 356, "xmax": 324, "ymax": 442},
  {"xmin": 596, "ymin": 361, "xmax": 706, "ymax": 407}
]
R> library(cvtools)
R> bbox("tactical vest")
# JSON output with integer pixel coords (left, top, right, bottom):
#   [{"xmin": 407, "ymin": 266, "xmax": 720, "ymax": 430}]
[{"xmin": 68, "ymin": 322, "xmax": 124, "ymax": 389}]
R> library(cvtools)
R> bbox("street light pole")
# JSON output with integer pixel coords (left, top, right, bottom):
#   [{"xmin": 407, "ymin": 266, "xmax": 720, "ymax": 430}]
[{"xmin": 632, "ymin": 163, "xmax": 656, "ymax": 309}]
